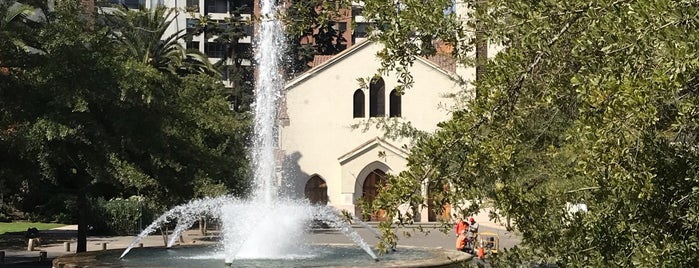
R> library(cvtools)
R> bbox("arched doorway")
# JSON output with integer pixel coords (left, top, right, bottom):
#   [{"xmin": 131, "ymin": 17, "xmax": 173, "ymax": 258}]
[
  {"xmin": 361, "ymin": 169, "xmax": 387, "ymax": 221},
  {"xmin": 305, "ymin": 175, "xmax": 328, "ymax": 205}
]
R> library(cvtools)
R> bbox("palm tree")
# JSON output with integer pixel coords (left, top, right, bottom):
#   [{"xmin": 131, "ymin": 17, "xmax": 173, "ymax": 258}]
[
  {"xmin": 0, "ymin": 1, "xmax": 37, "ymax": 75},
  {"xmin": 0, "ymin": 1, "xmax": 35, "ymax": 50},
  {"xmin": 107, "ymin": 5, "xmax": 218, "ymax": 76}
]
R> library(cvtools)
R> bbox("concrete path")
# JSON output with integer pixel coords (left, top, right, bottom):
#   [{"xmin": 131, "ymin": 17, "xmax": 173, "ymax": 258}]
[{"xmin": 0, "ymin": 209, "xmax": 520, "ymax": 267}]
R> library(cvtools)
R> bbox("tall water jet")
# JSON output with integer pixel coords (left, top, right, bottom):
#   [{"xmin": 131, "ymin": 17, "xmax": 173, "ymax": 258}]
[
  {"xmin": 251, "ymin": 0, "xmax": 285, "ymax": 205},
  {"xmin": 119, "ymin": 0, "xmax": 381, "ymax": 264},
  {"xmin": 219, "ymin": 0, "xmax": 287, "ymax": 264}
]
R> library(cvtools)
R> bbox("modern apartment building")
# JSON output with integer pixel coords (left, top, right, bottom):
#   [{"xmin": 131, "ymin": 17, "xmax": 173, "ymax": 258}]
[
  {"xmin": 105, "ymin": 0, "xmax": 254, "ymax": 93},
  {"xmin": 103, "ymin": 0, "xmax": 375, "ymax": 112}
]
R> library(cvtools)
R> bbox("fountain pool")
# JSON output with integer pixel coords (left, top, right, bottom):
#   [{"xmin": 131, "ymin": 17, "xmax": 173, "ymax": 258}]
[
  {"xmin": 53, "ymin": 244, "xmax": 470, "ymax": 267},
  {"xmin": 52, "ymin": 0, "xmax": 472, "ymax": 266}
]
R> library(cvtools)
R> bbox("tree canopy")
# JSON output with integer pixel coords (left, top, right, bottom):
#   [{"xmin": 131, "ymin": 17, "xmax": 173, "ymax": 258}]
[
  {"xmin": 1, "ymin": 0, "xmax": 250, "ymax": 252},
  {"xmin": 361, "ymin": 0, "xmax": 699, "ymax": 266}
]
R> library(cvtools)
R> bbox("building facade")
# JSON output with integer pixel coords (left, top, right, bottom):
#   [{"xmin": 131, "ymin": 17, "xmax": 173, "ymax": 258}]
[{"xmin": 279, "ymin": 41, "xmax": 466, "ymax": 222}]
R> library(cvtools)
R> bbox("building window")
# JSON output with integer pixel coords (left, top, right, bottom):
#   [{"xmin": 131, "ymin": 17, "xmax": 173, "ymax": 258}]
[
  {"xmin": 110, "ymin": 0, "xmax": 144, "ymax": 9},
  {"xmin": 186, "ymin": 18, "xmax": 199, "ymax": 35},
  {"xmin": 369, "ymin": 77, "xmax": 385, "ymax": 117},
  {"xmin": 205, "ymin": 42, "xmax": 226, "ymax": 58},
  {"xmin": 186, "ymin": 0, "xmax": 199, "ymax": 12},
  {"xmin": 221, "ymin": 65, "xmax": 231, "ymax": 81},
  {"xmin": 243, "ymin": 24, "xmax": 254, "ymax": 37},
  {"xmin": 234, "ymin": 43, "xmax": 252, "ymax": 58},
  {"xmin": 389, "ymin": 89, "xmax": 401, "ymax": 117},
  {"xmin": 335, "ymin": 22, "xmax": 348, "ymax": 50},
  {"xmin": 205, "ymin": 0, "xmax": 227, "ymax": 14},
  {"xmin": 231, "ymin": 0, "xmax": 253, "ymax": 13},
  {"xmin": 353, "ymin": 89, "xmax": 365, "ymax": 118},
  {"xmin": 186, "ymin": 41, "xmax": 199, "ymax": 50},
  {"xmin": 352, "ymin": 22, "xmax": 370, "ymax": 43}
]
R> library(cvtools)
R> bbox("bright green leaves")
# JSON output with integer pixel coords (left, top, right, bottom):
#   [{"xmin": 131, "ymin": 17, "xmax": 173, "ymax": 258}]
[
  {"xmin": 362, "ymin": 0, "xmax": 463, "ymax": 91},
  {"xmin": 118, "ymin": 60, "xmax": 167, "ymax": 104},
  {"xmin": 362, "ymin": 0, "xmax": 699, "ymax": 265},
  {"xmin": 109, "ymin": 154, "xmax": 158, "ymax": 192},
  {"xmin": 28, "ymin": 118, "xmax": 78, "ymax": 142}
]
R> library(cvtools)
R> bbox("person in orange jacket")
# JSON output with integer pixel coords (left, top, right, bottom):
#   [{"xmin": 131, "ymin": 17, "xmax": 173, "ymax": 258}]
[
  {"xmin": 454, "ymin": 218, "xmax": 468, "ymax": 237},
  {"xmin": 456, "ymin": 230, "xmax": 468, "ymax": 251}
]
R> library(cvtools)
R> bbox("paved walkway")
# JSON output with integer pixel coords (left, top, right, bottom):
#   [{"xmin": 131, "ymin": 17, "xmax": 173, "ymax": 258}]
[{"xmin": 0, "ymin": 209, "xmax": 519, "ymax": 267}]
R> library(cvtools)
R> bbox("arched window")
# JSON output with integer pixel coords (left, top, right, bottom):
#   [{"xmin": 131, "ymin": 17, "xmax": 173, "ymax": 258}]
[
  {"xmin": 389, "ymin": 89, "xmax": 401, "ymax": 117},
  {"xmin": 305, "ymin": 175, "xmax": 328, "ymax": 205},
  {"xmin": 369, "ymin": 77, "xmax": 385, "ymax": 117},
  {"xmin": 353, "ymin": 89, "xmax": 365, "ymax": 118}
]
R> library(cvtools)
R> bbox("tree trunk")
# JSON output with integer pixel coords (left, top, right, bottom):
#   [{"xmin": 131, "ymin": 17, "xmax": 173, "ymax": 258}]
[
  {"xmin": 475, "ymin": 0, "xmax": 489, "ymax": 100},
  {"xmin": 199, "ymin": 217, "xmax": 208, "ymax": 236},
  {"xmin": 76, "ymin": 192, "xmax": 88, "ymax": 252},
  {"xmin": 160, "ymin": 226, "xmax": 169, "ymax": 246}
]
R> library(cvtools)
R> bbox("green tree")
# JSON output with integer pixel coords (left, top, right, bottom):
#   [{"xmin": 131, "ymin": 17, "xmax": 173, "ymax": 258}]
[
  {"xmin": 360, "ymin": 0, "xmax": 699, "ymax": 266},
  {"xmin": 283, "ymin": 0, "xmax": 352, "ymax": 75},
  {"xmin": 0, "ymin": 1, "xmax": 35, "ymax": 54},
  {"xmin": 0, "ymin": 0, "xmax": 250, "ymax": 253},
  {"xmin": 106, "ymin": 5, "xmax": 218, "ymax": 76}
]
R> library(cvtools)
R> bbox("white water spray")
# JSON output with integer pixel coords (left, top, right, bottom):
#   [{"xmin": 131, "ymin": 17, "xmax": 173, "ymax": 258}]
[
  {"xmin": 120, "ymin": 0, "xmax": 379, "ymax": 263},
  {"xmin": 251, "ymin": 0, "xmax": 285, "ymax": 205}
]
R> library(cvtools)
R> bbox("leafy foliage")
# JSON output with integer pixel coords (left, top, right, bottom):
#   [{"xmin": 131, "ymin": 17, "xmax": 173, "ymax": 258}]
[
  {"xmin": 1, "ymin": 0, "xmax": 251, "ymax": 252},
  {"xmin": 361, "ymin": 0, "xmax": 699, "ymax": 266},
  {"xmin": 90, "ymin": 196, "xmax": 159, "ymax": 235},
  {"xmin": 105, "ymin": 5, "xmax": 218, "ymax": 76},
  {"xmin": 0, "ymin": 0, "xmax": 38, "ymax": 54}
]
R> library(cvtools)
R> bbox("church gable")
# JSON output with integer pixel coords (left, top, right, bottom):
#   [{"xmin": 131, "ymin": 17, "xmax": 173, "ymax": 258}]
[
  {"xmin": 338, "ymin": 137, "xmax": 409, "ymax": 165},
  {"xmin": 284, "ymin": 40, "xmax": 456, "ymax": 92},
  {"xmin": 280, "ymin": 41, "xmax": 460, "ymax": 130}
]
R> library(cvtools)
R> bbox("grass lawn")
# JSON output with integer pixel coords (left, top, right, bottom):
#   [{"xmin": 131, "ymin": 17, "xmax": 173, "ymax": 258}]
[{"xmin": 0, "ymin": 222, "xmax": 66, "ymax": 235}]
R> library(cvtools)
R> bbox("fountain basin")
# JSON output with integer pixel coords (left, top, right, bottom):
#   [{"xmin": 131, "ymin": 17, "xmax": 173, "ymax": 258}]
[{"xmin": 53, "ymin": 244, "xmax": 471, "ymax": 268}]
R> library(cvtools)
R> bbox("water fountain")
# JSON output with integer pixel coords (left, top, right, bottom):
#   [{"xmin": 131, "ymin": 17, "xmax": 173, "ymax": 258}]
[
  {"xmin": 52, "ymin": 1, "xmax": 470, "ymax": 267},
  {"xmin": 117, "ymin": 0, "xmax": 380, "ymax": 263}
]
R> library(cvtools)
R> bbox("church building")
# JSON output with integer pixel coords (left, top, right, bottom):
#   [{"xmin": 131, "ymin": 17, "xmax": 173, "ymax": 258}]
[{"xmin": 278, "ymin": 40, "xmax": 472, "ymax": 222}]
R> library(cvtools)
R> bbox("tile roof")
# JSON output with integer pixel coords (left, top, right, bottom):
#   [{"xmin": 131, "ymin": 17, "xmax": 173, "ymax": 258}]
[
  {"xmin": 309, "ymin": 55, "xmax": 334, "ymax": 68},
  {"xmin": 424, "ymin": 53, "xmax": 456, "ymax": 73}
]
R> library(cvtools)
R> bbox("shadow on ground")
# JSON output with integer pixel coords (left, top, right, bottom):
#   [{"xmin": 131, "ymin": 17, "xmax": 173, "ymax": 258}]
[
  {"xmin": 1, "ymin": 229, "xmax": 76, "ymax": 268},
  {"xmin": 1, "ymin": 229, "xmax": 76, "ymax": 250}
]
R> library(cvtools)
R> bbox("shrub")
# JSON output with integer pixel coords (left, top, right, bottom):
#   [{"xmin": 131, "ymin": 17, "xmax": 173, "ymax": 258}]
[
  {"xmin": 27, "ymin": 194, "xmax": 76, "ymax": 223},
  {"xmin": 0, "ymin": 212, "xmax": 10, "ymax": 222},
  {"xmin": 90, "ymin": 196, "xmax": 160, "ymax": 235}
]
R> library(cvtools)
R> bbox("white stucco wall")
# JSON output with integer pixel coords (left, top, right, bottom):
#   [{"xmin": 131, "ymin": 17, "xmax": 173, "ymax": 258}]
[{"xmin": 280, "ymin": 42, "xmax": 468, "ymax": 219}]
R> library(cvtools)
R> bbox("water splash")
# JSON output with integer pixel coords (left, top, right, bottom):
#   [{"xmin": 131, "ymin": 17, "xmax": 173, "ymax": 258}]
[
  {"xmin": 120, "ymin": 196, "xmax": 235, "ymax": 259},
  {"xmin": 314, "ymin": 206, "xmax": 378, "ymax": 260},
  {"xmin": 120, "ymin": 197, "xmax": 379, "ymax": 261},
  {"xmin": 120, "ymin": 1, "xmax": 379, "ymax": 263},
  {"xmin": 252, "ymin": 0, "xmax": 285, "ymax": 205}
]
